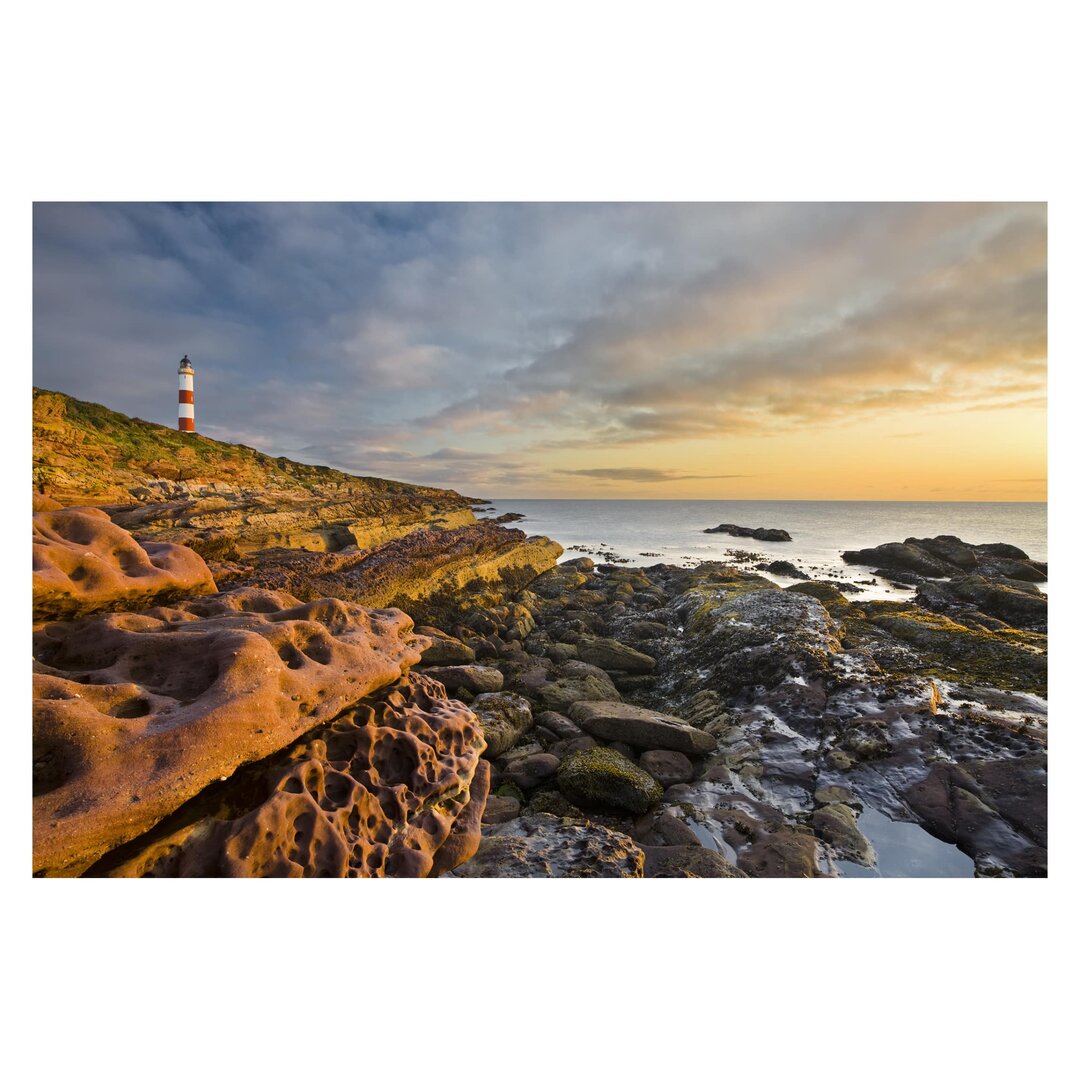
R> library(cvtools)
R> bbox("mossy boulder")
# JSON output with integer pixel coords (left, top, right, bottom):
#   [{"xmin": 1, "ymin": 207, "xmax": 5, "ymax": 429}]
[
  {"xmin": 557, "ymin": 746, "xmax": 664, "ymax": 815},
  {"xmin": 471, "ymin": 692, "xmax": 534, "ymax": 759}
]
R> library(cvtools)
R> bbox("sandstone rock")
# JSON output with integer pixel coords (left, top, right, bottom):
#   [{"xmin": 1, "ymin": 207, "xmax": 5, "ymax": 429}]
[
  {"xmin": 417, "ymin": 626, "xmax": 476, "ymax": 665},
  {"xmin": 639, "ymin": 749, "xmax": 695, "ymax": 787},
  {"xmin": 97, "ymin": 676, "xmax": 488, "ymax": 877},
  {"xmin": 471, "ymin": 692, "xmax": 534, "ymax": 759},
  {"xmin": 33, "ymin": 506, "xmax": 216, "ymax": 622},
  {"xmin": 568, "ymin": 700, "xmax": 717, "ymax": 755},
  {"xmin": 447, "ymin": 814, "xmax": 645, "ymax": 878},
  {"xmin": 421, "ymin": 664, "xmax": 504, "ymax": 695},
  {"xmin": 34, "ymin": 389, "xmax": 478, "ymax": 553},
  {"xmin": 33, "ymin": 588, "xmax": 429, "ymax": 876},
  {"xmin": 557, "ymin": 747, "xmax": 664, "ymax": 815},
  {"xmin": 574, "ymin": 635, "xmax": 656, "ymax": 674},
  {"xmin": 236, "ymin": 521, "xmax": 562, "ymax": 625}
]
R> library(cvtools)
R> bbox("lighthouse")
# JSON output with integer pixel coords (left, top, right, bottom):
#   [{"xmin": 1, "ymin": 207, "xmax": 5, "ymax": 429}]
[{"xmin": 178, "ymin": 355, "xmax": 195, "ymax": 432}]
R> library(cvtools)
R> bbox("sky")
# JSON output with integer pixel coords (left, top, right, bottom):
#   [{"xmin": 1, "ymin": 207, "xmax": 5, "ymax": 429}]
[{"xmin": 32, "ymin": 202, "xmax": 1047, "ymax": 500}]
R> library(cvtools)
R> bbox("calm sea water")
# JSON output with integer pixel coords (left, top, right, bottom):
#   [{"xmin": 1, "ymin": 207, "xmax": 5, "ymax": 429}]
[{"xmin": 481, "ymin": 500, "xmax": 1048, "ymax": 600}]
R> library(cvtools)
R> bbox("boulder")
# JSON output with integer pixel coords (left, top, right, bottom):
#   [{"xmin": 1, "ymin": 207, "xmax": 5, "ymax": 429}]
[
  {"xmin": 574, "ymin": 635, "xmax": 656, "ymax": 674},
  {"xmin": 33, "ymin": 506, "xmax": 216, "ymax": 622},
  {"xmin": 638, "ymin": 749, "xmax": 695, "ymax": 787},
  {"xmin": 471, "ymin": 692, "xmax": 534, "ymax": 758},
  {"xmin": 503, "ymin": 752, "xmax": 561, "ymax": 791},
  {"xmin": 557, "ymin": 746, "xmax": 664, "ymax": 815},
  {"xmin": 421, "ymin": 664, "xmax": 504, "ymax": 695},
  {"xmin": 448, "ymin": 814, "xmax": 645, "ymax": 878},
  {"xmin": 812, "ymin": 805, "xmax": 876, "ymax": 867},
  {"xmin": 641, "ymin": 846, "xmax": 746, "ymax": 878},
  {"xmin": 33, "ymin": 588, "xmax": 429, "ymax": 876},
  {"xmin": 704, "ymin": 523, "xmax": 792, "ymax": 542},
  {"xmin": 568, "ymin": 700, "xmax": 717, "ymax": 755},
  {"xmin": 530, "ymin": 660, "xmax": 621, "ymax": 713},
  {"xmin": 417, "ymin": 626, "xmax": 476, "ymax": 665}
]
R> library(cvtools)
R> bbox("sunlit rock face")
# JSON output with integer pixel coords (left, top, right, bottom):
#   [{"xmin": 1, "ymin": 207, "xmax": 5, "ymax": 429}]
[{"xmin": 32, "ymin": 587, "xmax": 429, "ymax": 876}]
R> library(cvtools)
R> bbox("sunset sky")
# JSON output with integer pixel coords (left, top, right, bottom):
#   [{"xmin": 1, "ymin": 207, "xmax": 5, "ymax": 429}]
[{"xmin": 32, "ymin": 202, "xmax": 1047, "ymax": 500}]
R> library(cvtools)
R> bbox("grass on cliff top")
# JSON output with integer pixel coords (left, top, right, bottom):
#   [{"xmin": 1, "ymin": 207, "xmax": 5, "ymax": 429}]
[{"xmin": 33, "ymin": 387, "xmax": 462, "ymax": 502}]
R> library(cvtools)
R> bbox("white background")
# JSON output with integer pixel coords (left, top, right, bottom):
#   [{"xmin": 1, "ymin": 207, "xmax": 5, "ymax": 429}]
[{"xmin": 3, "ymin": 2, "xmax": 1073, "ymax": 1077}]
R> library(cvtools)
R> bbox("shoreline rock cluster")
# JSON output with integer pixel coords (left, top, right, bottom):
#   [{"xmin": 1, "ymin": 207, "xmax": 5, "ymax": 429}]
[{"xmin": 32, "ymin": 392, "xmax": 1048, "ymax": 878}]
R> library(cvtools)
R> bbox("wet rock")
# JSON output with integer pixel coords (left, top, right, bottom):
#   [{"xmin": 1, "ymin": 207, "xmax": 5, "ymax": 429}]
[
  {"xmin": 569, "ymin": 700, "xmax": 717, "ymax": 755},
  {"xmin": 904, "ymin": 755, "xmax": 1046, "ymax": 875},
  {"xmin": 639, "ymin": 749, "xmax": 695, "ymax": 787},
  {"xmin": 558, "ymin": 747, "xmax": 664, "ymax": 815},
  {"xmin": 704, "ymin": 523, "xmax": 792, "ymax": 542},
  {"xmin": 814, "ymin": 784, "xmax": 857, "ymax": 806},
  {"xmin": 421, "ymin": 664, "xmax": 504, "ymax": 695},
  {"xmin": 632, "ymin": 810, "xmax": 703, "ymax": 848},
  {"xmin": 526, "ymin": 791, "xmax": 584, "ymax": 818},
  {"xmin": 447, "ymin": 814, "xmax": 645, "ymax": 878},
  {"xmin": 813, "ymin": 805, "xmax": 875, "ymax": 866},
  {"xmin": 627, "ymin": 620, "xmax": 671, "ymax": 641},
  {"xmin": 739, "ymin": 827, "xmax": 819, "ymax": 878},
  {"xmin": 675, "ymin": 586, "xmax": 840, "ymax": 695},
  {"xmin": 471, "ymin": 692, "xmax": 534, "ymax": 758},
  {"xmin": 641, "ymin": 845, "xmax": 747, "ymax": 878},
  {"xmin": 842, "ymin": 535, "xmax": 1046, "ymax": 587},
  {"xmin": 761, "ymin": 560, "xmax": 809, "ymax": 580}
]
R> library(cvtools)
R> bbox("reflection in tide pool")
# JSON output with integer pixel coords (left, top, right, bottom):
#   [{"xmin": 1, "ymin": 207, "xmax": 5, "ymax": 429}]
[{"xmin": 837, "ymin": 807, "xmax": 975, "ymax": 878}]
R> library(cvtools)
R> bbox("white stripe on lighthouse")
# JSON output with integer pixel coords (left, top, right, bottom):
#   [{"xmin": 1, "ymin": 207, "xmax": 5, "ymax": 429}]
[
  {"xmin": 179, "ymin": 373, "xmax": 194, "ymax": 392},
  {"xmin": 178, "ymin": 403, "xmax": 195, "ymax": 419}
]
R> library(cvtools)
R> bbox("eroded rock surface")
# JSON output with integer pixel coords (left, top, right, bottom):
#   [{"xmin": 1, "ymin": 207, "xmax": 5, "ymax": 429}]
[
  {"xmin": 97, "ymin": 675, "xmax": 489, "ymax": 878},
  {"xmin": 33, "ymin": 587, "xmax": 427, "ymax": 876},
  {"xmin": 33, "ymin": 506, "xmax": 216, "ymax": 622}
]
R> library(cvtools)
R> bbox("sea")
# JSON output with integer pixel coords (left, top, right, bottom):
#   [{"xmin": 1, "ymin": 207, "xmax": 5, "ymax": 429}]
[{"xmin": 479, "ymin": 499, "xmax": 1048, "ymax": 600}]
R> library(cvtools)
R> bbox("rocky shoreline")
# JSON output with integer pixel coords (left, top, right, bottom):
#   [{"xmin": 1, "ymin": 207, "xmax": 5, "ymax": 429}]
[{"xmin": 32, "ymin": 391, "xmax": 1048, "ymax": 878}]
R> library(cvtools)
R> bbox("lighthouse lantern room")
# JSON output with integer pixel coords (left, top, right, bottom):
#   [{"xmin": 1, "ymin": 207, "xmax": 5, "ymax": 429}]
[{"xmin": 178, "ymin": 355, "xmax": 195, "ymax": 432}]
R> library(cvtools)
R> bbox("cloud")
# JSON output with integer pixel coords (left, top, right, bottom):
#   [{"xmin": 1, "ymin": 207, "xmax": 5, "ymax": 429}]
[
  {"xmin": 559, "ymin": 468, "xmax": 753, "ymax": 483},
  {"xmin": 33, "ymin": 202, "xmax": 1046, "ymax": 495}
]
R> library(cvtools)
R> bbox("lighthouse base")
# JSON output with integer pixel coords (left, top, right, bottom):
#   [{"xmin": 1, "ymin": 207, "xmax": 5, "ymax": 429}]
[{"xmin": 178, "ymin": 418, "xmax": 195, "ymax": 432}]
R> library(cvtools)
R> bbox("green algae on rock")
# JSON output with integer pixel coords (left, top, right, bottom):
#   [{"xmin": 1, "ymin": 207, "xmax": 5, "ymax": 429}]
[{"xmin": 557, "ymin": 746, "xmax": 664, "ymax": 815}]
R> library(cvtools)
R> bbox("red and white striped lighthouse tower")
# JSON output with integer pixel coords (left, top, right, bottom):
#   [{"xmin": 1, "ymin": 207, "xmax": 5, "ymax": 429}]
[{"xmin": 178, "ymin": 355, "xmax": 195, "ymax": 432}]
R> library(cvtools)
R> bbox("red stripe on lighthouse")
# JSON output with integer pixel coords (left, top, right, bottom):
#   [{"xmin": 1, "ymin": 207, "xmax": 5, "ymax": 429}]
[
  {"xmin": 179, "ymin": 417, "xmax": 195, "ymax": 432},
  {"xmin": 179, "ymin": 390, "xmax": 194, "ymax": 404}
]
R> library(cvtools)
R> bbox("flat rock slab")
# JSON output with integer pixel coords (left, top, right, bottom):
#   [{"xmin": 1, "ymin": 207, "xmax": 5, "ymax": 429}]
[{"xmin": 568, "ymin": 700, "xmax": 717, "ymax": 755}]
